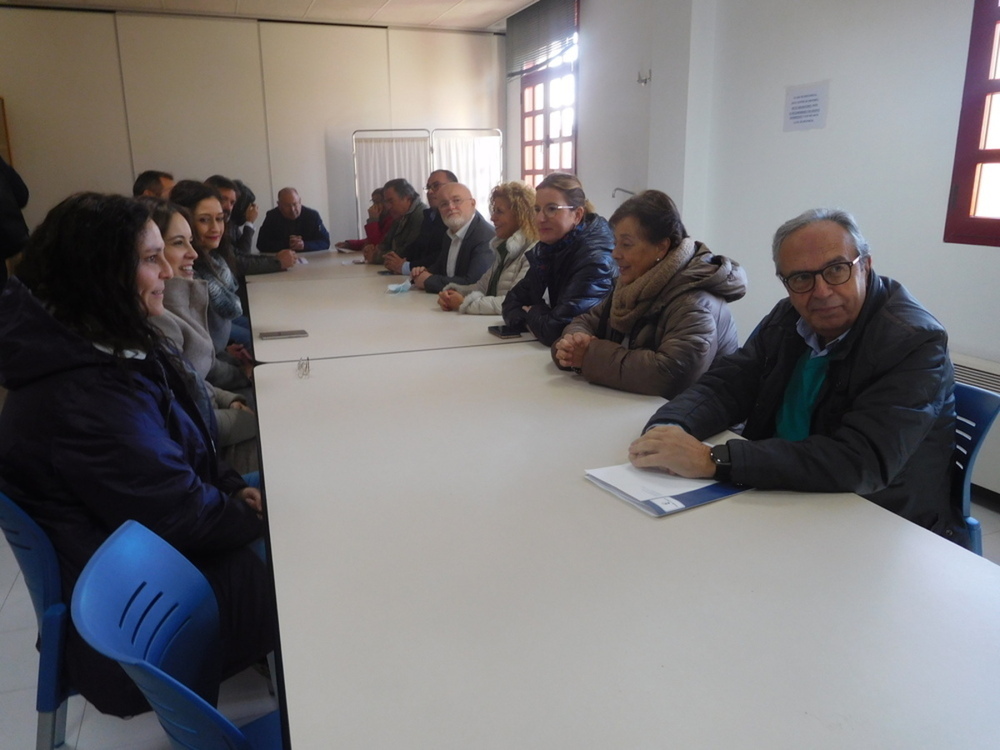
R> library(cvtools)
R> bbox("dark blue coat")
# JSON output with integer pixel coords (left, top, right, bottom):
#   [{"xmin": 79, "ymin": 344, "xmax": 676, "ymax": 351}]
[
  {"xmin": 256, "ymin": 204, "xmax": 331, "ymax": 253},
  {"xmin": 0, "ymin": 277, "xmax": 269, "ymax": 716},
  {"xmin": 502, "ymin": 214, "xmax": 617, "ymax": 346}
]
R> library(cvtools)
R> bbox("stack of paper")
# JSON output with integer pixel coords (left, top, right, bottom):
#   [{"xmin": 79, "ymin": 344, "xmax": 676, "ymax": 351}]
[{"xmin": 585, "ymin": 463, "xmax": 747, "ymax": 518}]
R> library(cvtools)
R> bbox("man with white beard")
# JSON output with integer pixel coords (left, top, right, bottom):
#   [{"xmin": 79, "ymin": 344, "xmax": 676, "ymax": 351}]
[{"xmin": 410, "ymin": 182, "xmax": 495, "ymax": 293}]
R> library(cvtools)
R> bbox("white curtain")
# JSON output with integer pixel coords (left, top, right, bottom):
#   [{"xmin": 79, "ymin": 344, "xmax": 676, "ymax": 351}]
[
  {"xmin": 352, "ymin": 129, "xmax": 503, "ymax": 233},
  {"xmin": 432, "ymin": 129, "xmax": 503, "ymax": 217},
  {"xmin": 353, "ymin": 131, "xmax": 430, "ymax": 233}
]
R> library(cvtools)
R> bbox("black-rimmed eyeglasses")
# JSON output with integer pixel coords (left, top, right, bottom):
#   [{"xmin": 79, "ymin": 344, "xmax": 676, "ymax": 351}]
[{"xmin": 776, "ymin": 255, "xmax": 864, "ymax": 294}]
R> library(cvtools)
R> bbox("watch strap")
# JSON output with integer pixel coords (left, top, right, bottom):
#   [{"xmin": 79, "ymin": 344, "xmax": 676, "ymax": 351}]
[{"xmin": 710, "ymin": 443, "xmax": 733, "ymax": 483}]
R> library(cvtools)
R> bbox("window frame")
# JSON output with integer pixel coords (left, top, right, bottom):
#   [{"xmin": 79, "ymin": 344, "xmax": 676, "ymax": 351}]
[
  {"xmin": 520, "ymin": 61, "xmax": 578, "ymax": 186},
  {"xmin": 945, "ymin": 0, "xmax": 1000, "ymax": 245}
]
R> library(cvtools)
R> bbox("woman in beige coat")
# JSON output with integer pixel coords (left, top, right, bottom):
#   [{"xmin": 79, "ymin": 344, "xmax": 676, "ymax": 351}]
[
  {"xmin": 438, "ymin": 181, "xmax": 538, "ymax": 314},
  {"xmin": 553, "ymin": 190, "xmax": 747, "ymax": 397},
  {"xmin": 145, "ymin": 199, "xmax": 259, "ymax": 473}
]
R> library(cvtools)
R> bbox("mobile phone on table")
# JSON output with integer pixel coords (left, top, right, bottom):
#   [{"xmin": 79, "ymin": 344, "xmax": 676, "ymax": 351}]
[
  {"xmin": 487, "ymin": 325, "xmax": 522, "ymax": 339},
  {"xmin": 260, "ymin": 329, "xmax": 309, "ymax": 340}
]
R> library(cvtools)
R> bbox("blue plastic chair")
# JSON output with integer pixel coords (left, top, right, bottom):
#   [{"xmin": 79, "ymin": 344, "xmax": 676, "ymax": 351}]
[
  {"xmin": 70, "ymin": 520, "xmax": 282, "ymax": 750},
  {"xmin": 0, "ymin": 488, "xmax": 73, "ymax": 750},
  {"xmin": 953, "ymin": 382, "xmax": 1000, "ymax": 556}
]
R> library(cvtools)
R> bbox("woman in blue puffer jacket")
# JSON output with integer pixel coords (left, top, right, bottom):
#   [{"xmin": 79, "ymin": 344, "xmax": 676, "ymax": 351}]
[{"xmin": 502, "ymin": 172, "xmax": 617, "ymax": 346}]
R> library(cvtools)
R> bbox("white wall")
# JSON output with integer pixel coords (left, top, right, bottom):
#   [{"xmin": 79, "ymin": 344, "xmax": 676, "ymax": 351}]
[
  {"xmin": 259, "ymin": 22, "xmax": 391, "ymax": 240},
  {"xmin": 0, "ymin": 8, "xmax": 504, "ymax": 240},
  {"xmin": 117, "ymin": 13, "xmax": 272, "ymax": 205},
  {"xmin": 0, "ymin": 9, "xmax": 133, "ymax": 227},
  {"xmin": 702, "ymin": 0, "xmax": 992, "ymax": 362},
  {"xmin": 387, "ymin": 28, "xmax": 502, "ymax": 131},
  {"xmin": 576, "ymin": 0, "xmax": 658, "ymax": 217},
  {"xmin": 574, "ymin": 0, "xmax": 996, "ymax": 365}
]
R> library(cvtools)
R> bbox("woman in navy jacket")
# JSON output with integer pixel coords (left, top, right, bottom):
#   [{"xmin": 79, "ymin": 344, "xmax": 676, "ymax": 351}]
[
  {"xmin": 0, "ymin": 193, "xmax": 274, "ymax": 717},
  {"xmin": 502, "ymin": 172, "xmax": 616, "ymax": 346}
]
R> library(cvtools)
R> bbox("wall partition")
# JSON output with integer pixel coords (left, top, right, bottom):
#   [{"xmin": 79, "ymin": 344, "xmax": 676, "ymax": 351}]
[{"xmin": 0, "ymin": 7, "xmax": 503, "ymax": 238}]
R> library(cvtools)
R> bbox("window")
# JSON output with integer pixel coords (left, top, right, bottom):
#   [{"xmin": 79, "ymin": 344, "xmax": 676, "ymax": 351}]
[
  {"xmin": 946, "ymin": 0, "xmax": 1000, "ymax": 245},
  {"xmin": 506, "ymin": 0, "xmax": 578, "ymax": 186},
  {"xmin": 521, "ymin": 46, "xmax": 577, "ymax": 187}
]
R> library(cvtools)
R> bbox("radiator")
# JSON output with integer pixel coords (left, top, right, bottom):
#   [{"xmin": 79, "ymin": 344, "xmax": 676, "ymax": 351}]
[{"xmin": 953, "ymin": 353, "xmax": 1000, "ymax": 495}]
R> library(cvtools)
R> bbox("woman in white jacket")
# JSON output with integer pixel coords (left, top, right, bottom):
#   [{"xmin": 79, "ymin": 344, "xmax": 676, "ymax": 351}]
[{"xmin": 438, "ymin": 181, "xmax": 538, "ymax": 314}]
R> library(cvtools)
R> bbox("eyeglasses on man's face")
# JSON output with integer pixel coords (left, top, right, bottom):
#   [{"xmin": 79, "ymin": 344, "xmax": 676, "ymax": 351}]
[
  {"xmin": 439, "ymin": 197, "xmax": 467, "ymax": 208},
  {"xmin": 776, "ymin": 254, "xmax": 864, "ymax": 294},
  {"xmin": 533, "ymin": 204, "xmax": 577, "ymax": 218}
]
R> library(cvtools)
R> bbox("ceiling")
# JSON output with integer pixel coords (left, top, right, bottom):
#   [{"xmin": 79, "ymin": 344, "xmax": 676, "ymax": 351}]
[{"xmin": 0, "ymin": 0, "xmax": 535, "ymax": 32}]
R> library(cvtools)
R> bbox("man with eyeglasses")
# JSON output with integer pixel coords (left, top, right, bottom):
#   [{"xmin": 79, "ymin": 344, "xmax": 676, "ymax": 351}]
[
  {"xmin": 628, "ymin": 208, "xmax": 963, "ymax": 544},
  {"xmin": 410, "ymin": 182, "xmax": 495, "ymax": 292}
]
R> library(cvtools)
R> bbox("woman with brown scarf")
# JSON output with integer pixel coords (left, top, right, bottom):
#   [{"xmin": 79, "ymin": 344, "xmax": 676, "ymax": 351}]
[{"xmin": 552, "ymin": 190, "xmax": 748, "ymax": 397}]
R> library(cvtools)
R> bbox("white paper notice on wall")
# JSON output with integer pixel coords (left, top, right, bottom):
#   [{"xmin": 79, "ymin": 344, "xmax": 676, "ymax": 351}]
[{"xmin": 784, "ymin": 80, "xmax": 829, "ymax": 131}]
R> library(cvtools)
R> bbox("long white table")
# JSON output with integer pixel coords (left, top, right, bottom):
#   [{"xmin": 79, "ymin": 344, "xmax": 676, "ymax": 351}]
[
  {"xmin": 255, "ymin": 345, "xmax": 1000, "ymax": 749},
  {"xmin": 247, "ymin": 272, "xmax": 533, "ymax": 363},
  {"xmin": 244, "ymin": 249, "xmax": 377, "ymax": 283}
]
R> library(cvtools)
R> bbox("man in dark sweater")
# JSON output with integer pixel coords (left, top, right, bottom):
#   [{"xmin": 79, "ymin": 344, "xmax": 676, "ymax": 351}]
[{"xmin": 256, "ymin": 187, "xmax": 330, "ymax": 254}]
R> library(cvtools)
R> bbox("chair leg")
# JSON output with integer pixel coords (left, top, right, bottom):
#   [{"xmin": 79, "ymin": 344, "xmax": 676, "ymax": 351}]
[
  {"xmin": 36, "ymin": 700, "xmax": 67, "ymax": 750},
  {"xmin": 969, "ymin": 517, "xmax": 984, "ymax": 556}
]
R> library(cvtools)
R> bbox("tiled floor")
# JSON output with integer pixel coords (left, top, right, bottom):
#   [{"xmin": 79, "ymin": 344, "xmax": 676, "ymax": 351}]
[
  {"xmin": 2, "ymin": 491, "xmax": 1000, "ymax": 748},
  {"xmin": 0, "ymin": 533, "xmax": 278, "ymax": 750}
]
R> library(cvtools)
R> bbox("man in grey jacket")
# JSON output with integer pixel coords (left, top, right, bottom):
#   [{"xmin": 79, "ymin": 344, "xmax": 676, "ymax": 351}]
[
  {"xmin": 628, "ymin": 208, "xmax": 963, "ymax": 544},
  {"xmin": 368, "ymin": 178, "xmax": 427, "ymax": 265}
]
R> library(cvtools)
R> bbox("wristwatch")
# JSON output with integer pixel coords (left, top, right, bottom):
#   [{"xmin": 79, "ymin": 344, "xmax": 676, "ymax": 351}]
[{"xmin": 710, "ymin": 443, "xmax": 733, "ymax": 483}]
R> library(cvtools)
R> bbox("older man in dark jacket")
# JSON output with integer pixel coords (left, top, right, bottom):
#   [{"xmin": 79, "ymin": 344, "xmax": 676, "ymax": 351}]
[
  {"xmin": 629, "ymin": 208, "xmax": 962, "ymax": 545},
  {"xmin": 256, "ymin": 186, "xmax": 330, "ymax": 254},
  {"xmin": 411, "ymin": 182, "xmax": 495, "ymax": 294}
]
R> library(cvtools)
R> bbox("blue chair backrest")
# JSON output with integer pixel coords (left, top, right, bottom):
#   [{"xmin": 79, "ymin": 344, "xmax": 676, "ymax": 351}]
[
  {"xmin": 70, "ymin": 520, "xmax": 222, "ymax": 707},
  {"xmin": 0, "ymin": 488, "xmax": 62, "ymax": 637},
  {"xmin": 0, "ymin": 486, "xmax": 73, "ymax": 734},
  {"xmin": 953, "ymin": 382, "xmax": 1000, "ymax": 516},
  {"xmin": 70, "ymin": 521, "xmax": 267, "ymax": 749}
]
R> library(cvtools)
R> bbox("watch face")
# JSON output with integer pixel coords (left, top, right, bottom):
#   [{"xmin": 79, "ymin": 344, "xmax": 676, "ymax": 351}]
[{"xmin": 712, "ymin": 444, "xmax": 730, "ymax": 465}]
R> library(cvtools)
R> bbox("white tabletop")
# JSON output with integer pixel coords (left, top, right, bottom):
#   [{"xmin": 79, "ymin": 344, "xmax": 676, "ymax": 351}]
[
  {"xmin": 247, "ymin": 273, "xmax": 533, "ymax": 362},
  {"xmin": 255, "ymin": 345, "xmax": 1000, "ymax": 749},
  {"xmin": 244, "ymin": 249, "xmax": 376, "ymax": 283}
]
